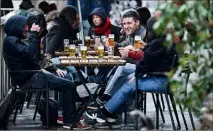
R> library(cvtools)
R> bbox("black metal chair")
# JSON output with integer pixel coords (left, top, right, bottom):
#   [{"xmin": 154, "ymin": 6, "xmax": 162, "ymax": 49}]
[
  {"xmin": 6, "ymin": 70, "xmax": 50, "ymax": 128},
  {"xmin": 134, "ymin": 55, "xmax": 183, "ymax": 130},
  {"xmin": 135, "ymin": 54, "xmax": 196, "ymax": 130}
]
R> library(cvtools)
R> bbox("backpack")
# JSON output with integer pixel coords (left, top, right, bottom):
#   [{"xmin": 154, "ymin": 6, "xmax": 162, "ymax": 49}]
[{"xmin": 38, "ymin": 98, "xmax": 59, "ymax": 126}]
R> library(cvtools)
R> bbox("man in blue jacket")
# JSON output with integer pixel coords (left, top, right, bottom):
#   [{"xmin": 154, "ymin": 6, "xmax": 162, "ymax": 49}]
[{"xmin": 3, "ymin": 15, "xmax": 90, "ymax": 129}]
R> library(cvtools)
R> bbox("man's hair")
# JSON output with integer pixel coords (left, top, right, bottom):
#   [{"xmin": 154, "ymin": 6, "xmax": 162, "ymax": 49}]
[{"xmin": 122, "ymin": 10, "xmax": 140, "ymax": 21}]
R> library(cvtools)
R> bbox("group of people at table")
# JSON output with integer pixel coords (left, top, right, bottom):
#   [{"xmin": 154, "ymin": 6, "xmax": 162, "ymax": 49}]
[{"xmin": 2, "ymin": 4, "xmax": 178, "ymax": 130}]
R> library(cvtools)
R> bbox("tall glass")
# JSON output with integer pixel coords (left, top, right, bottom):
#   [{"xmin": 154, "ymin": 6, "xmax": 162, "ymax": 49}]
[
  {"xmin": 108, "ymin": 34, "xmax": 115, "ymax": 59},
  {"xmin": 64, "ymin": 39, "xmax": 69, "ymax": 51},
  {"xmin": 101, "ymin": 35, "xmax": 107, "ymax": 45},
  {"xmin": 80, "ymin": 46, "xmax": 87, "ymax": 60},
  {"xmin": 85, "ymin": 36, "xmax": 90, "ymax": 48},
  {"xmin": 108, "ymin": 34, "xmax": 115, "ymax": 47},
  {"xmin": 69, "ymin": 44, "xmax": 76, "ymax": 57},
  {"xmin": 98, "ymin": 45, "xmax": 104, "ymax": 59},
  {"xmin": 134, "ymin": 35, "xmax": 141, "ymax": 50}
]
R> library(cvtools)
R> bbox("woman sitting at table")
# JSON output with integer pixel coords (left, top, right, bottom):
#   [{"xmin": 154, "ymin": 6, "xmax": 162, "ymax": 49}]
[
  {"xmin": 88, "ymin": 7, "xmax": 121, "ymax": 42},
  {"xmin": 100, "ymin": 16, "xmax": 178, "ymax": 121}
]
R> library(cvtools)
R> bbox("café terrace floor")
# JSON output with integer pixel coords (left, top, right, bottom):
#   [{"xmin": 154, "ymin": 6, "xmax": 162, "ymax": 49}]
[{"xmin": 7, "ymin": 91, "xmax": 200, "ymax": 130}]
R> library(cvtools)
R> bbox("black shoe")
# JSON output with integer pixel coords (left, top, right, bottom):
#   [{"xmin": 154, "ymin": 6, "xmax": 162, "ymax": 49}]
[{"xmin": 96, "ymin": 94, "xmax": 111, "ymax": 105}]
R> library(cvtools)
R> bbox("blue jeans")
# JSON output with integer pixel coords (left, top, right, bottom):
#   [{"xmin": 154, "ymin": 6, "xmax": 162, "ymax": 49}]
[
  {"xmin": 104, "ymin": 76, "xmax": 168, "ymax": 113},
  {"xmin": 29, "ymin": 72, "xmax": 77, "ymax": 124},
  {"xmin": 104, "ymin": 63, "xmax": 136, "ymax": 96}
]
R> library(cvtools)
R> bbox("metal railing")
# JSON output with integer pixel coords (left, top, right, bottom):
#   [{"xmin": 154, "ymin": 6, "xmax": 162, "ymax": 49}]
[
  {"xmin": 1, "ymin": 8, "xmax": 14, "ymax": 17},
  {"xmin": 0, "ymin": 15, "xmax": 11, "ymax": 102}
]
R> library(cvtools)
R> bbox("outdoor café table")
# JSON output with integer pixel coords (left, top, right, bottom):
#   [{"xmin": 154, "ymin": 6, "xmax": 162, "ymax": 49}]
[
  {"xmin": 59, "ymin": 58, "xmax": 126, "ymax": 128},
  {"xmin": 55, "ymin": 50, "xmax": 108, "ymax": 56}
]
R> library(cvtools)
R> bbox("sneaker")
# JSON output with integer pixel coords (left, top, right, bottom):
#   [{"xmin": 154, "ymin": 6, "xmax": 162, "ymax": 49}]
[
  {"xmin": 63, "ymin": 123, "xmax": 92, "ymax": 130},
  {"xmin": 94, "ymin": 121, "xmax": 121, "ymax": 129},
  {"xmin": 73, "ymin": 122, "xmax": 92, "ymax": 130},
  {"xmin": 57, "ymin": 117, "xmax": 63, "ymax": 125},
  {"xmin": 63, "ymin": 123, "xmax": 73, "ymax": 130}
]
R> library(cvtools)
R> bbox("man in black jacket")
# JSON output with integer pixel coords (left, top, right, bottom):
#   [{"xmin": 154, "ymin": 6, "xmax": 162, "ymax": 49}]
[{"xmin": 3, "ymin": 15, "xmax": 90, "ymax": 130}]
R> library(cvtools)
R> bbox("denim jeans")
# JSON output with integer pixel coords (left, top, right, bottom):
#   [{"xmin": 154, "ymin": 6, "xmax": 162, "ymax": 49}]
[
  {"xmin": 104, "ymin": 63, "xmax": 136, "ymax": 96},
  {"xmin": 29, "ymin": 72, "xmax": 77, "ymax": 124},
  {"xmin": 104, "ymin": 76, "xmax": 168, "ymax": 113}
]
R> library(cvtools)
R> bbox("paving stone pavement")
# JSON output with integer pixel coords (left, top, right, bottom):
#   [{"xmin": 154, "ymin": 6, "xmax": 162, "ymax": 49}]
[{"xmin": 7, "ymin": 93, "xmax": 201, "ymax": 130}]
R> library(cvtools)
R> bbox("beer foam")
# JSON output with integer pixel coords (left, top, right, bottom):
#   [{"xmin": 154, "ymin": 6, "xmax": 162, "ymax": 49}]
[
  {"xmin": 135, "ymin": 35, "xmax": 141, "ymax": 40},
  {"xmin": 98, "ymin": 46, "xmax": 104, "ymax": 49}
]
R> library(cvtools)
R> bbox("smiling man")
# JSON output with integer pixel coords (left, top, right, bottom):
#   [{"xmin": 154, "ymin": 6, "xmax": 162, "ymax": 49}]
[{"xmin": 117, "ymin": 9, "xmax": 146, "ymax": 47}]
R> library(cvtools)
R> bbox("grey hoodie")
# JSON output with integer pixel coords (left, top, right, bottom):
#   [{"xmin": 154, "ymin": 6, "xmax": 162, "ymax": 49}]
[{"xmin": 117, "ymin": 26, "xmax": 146, "ymax": 47}]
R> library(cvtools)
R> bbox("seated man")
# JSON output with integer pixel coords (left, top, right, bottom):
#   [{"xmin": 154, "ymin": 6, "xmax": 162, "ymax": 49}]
[
  {"xmin": 97, "ymin": 9, "xmax": 147, "ymax": 104},
  {"xmin": 3, "ymin": 15, "xmax": 90, "ymax": 130},
  {"xmin": 101, "ymin": 17, "xmax": 178, "ymax": 121}
]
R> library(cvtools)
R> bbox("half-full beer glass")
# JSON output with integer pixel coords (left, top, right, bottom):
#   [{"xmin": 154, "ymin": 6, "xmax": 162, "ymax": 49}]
[
  {"xmin": 85, "ymin": 36, "xmax": 90, "ymax": 48},
  {"xmin": 64, "ymin": 39, "xmax": 69, "ymax": 51},
  {"xmin": 134, "ymin": 35, "xmax": 141, "ymax": 50},
  {"xmin": 69, "ymin": 44, "xmax": 76, "ymax": 57},
  {"xmin": 80, "ymin": 46, "xmax": 87, "ymax": 60},
  {"xmin": 98, "ymin": 45, "xmax": 104, "ymax": 59}
]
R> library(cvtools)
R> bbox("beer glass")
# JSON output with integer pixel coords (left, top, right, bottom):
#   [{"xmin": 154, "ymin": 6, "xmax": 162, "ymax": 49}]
[
  {"xmin": 108, "ymin": 34, "xmax": 115, "ymax": 59},
  {"xmin": 108, "ymin": 34, "xmax": 115, "ymax": 47},
  {"xmin": 101, "ymin": 35, "xmax": 107, "ymax": 45},
  {"xmin": 94, "ymin": 36, "xmax": 101, "ymax": 51},
  {"xmin": 64, "ymin": 39, "xmax": 69, "ymax": 51},
  {"xmin": 85, "ymin": 36, "xmax": 90, "ymax": 48},
  {"xmin": 134, "ymin": 35, "xmax": 141, "ymax": 50},
  {"xmin": 80, "ymin": 46, "xmax": 87, "ymax": 60},
  {"xmin": 69, "ymin": 44, "xmax": 76, "ymax": 57},
  {"xmin": 98, "ymin": 45, "xmax": 104, "ymax": 59}
]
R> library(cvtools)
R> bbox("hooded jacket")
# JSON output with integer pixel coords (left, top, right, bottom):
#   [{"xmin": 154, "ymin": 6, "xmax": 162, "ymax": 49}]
[
  {"xmin": 117, "ymin": 26, "xmax": 146, "ymax": 47},
  {"xmin": 3, "ymin": 15, "xmax": 40, "ymax": 86},
  {"xmin": 88, "ymin": 7, "xmax": 121, "ymax": 42},
  {"xmin": 46, "ymin": 6, "xmax": 79, "ymax": 57}
]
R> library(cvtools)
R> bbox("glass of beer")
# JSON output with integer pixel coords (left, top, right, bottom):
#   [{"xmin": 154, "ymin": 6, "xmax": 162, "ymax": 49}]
[
  {"xmin": 64, "ymin": 39, "xmax": 69, "ymax": 51},
  {"xmin": 80, "ymin": 46, "xmax": 87, "ymax": 60},
  {"xmin": 85, "ymin": 36, "xmax": 90, "ymax": 48},
  {"xmin": 108, "ymin": 34, "xmax": 115, "ymax": 47},
  {"xmin": 134, "ymin": 35, "xmax": 141, "ymax": 50},
  {"xmin": 98, "ymin": 45, "xmax": 104, "ymax": 59},
  {"xmin": 69, "ymin": 44, "xmax": 76, "ymax": 57}
]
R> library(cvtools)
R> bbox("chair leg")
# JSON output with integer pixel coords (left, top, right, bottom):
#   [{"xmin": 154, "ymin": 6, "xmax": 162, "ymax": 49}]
[
  {"xmin": 26, "ymin": 93, "xmax": 33, "ymax": 108},
  {"xmin": 165, "ymin": 94, "xmax": 176, "ymax": 130},
  {"xmin": 13, "ymin": 106, "xmax": 19, "ymax": 124},
  {"xmin": 33, "ymin": 92, "xmax": 42, "ymax": 121},
  {"xmin": 188, "ymin": 108, "xmax": 196, "ymax": 130},
  {"xmin": 124, "ymin": 109, "xmax": 127, "ymax": 128},
  {"xmin": 152, "ymin": 94, "xmax": 165, "ymax": 123},
  {"xmin": 179, "ymin": 104, "xmax": 188, "ymax": 130},
  {"xmin": 169, "ymin": 94, "xmax": 181, "ymax": 130},
  {"xmin": 156, "ymin": 94, "xmax": 159, "ymax": 130},
  {"xmin": 144, "ymin": 93, "xmax": 147, "ymax": 115},
  {"xmin": 19, "ymin": 93, "xmax": 27, "ymax": 113},
  {"xmin": 160, "ymin": 94, "xmax": 165, "ymax": 111}
]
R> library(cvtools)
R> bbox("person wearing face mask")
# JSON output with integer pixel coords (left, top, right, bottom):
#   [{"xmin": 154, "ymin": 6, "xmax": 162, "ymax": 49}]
[{"xmin": 88, "ymin": 7, "xmax": 121, "ymax": 42}]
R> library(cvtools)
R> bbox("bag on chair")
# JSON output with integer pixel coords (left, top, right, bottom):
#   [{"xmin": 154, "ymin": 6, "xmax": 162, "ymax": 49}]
[{"xmin": 38, "ymin": 98, "xmax": 59, "ymax": 126}]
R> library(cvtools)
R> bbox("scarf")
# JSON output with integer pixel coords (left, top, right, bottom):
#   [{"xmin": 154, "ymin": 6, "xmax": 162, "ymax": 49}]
[{"xmin": 93, "ymin": 17, "xmax": 112, "ymax": 36}]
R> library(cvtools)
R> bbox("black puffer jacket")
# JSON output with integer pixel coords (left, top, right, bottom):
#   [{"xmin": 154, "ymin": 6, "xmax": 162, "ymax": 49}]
[
  {"xmin": 3, "ymin": 15, "xmax": 40, "ymax": 86},
  {"xmin": 46, "ymin": 6, "xmax": 79, "ymax": 57}
]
